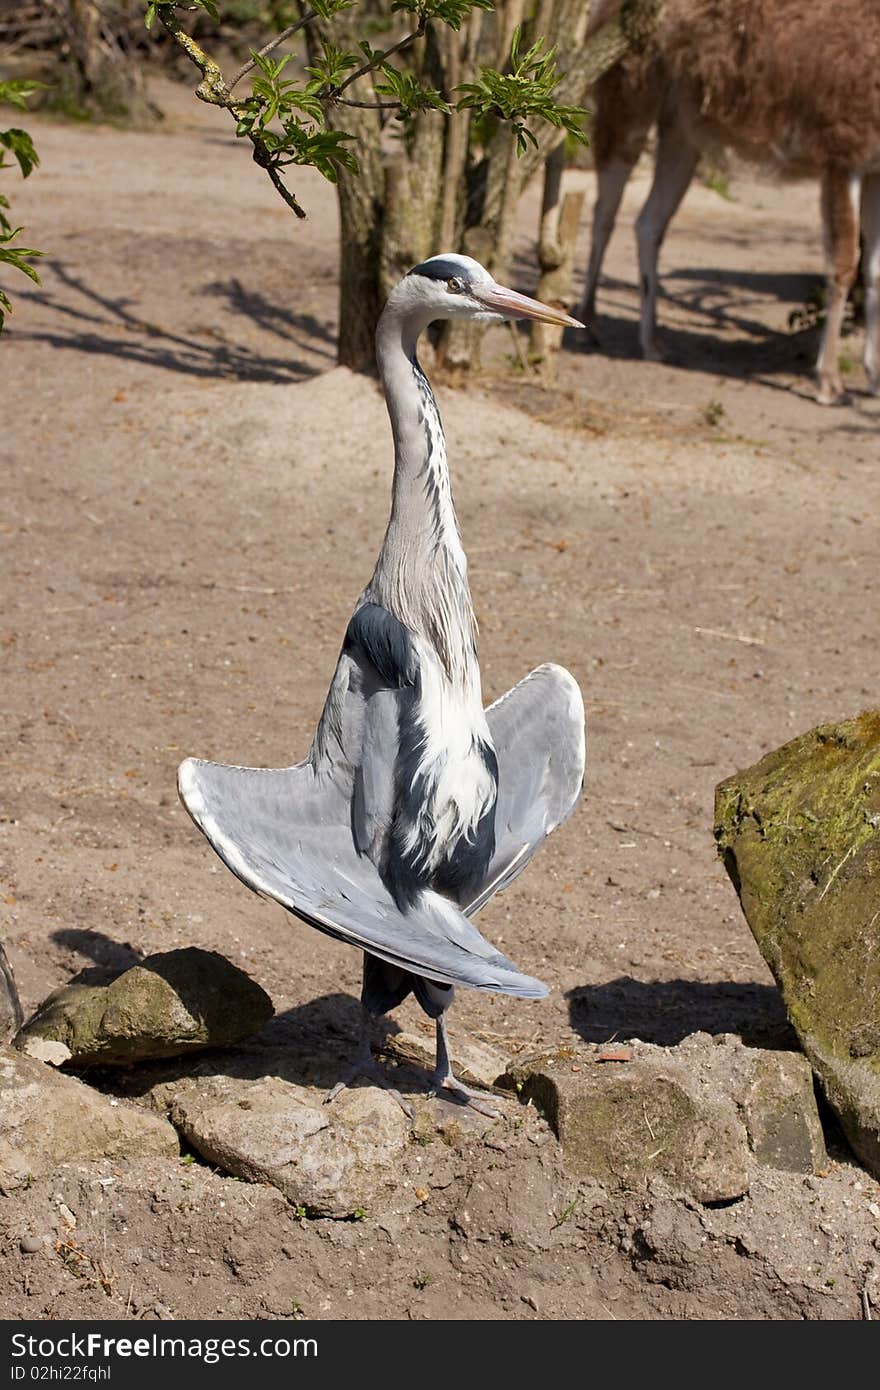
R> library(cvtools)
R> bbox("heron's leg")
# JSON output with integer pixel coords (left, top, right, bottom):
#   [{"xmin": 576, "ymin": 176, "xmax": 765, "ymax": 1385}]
[
  {"xmin": 431, "ymin": 1012, "xmax": 503, "ymax": 1119},
  {"xmin": 324, "ymin": 957, "xmax": 414, "ymax": 1118}
]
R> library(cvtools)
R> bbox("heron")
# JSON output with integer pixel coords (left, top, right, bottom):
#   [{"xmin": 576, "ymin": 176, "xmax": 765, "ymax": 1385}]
[{"xmin": 178, "ymin": 253, "xmax": 586, "ymax": 1116}]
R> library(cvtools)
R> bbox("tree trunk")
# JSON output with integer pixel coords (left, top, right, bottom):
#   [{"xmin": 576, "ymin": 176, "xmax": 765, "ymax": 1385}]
[
  {"xmin": 320, "ymin": 0, "xmax": 663, "ymax": 371},
  {"xmin": 530, "ymin": 140, "xmax": 585, "ymax": 370}
]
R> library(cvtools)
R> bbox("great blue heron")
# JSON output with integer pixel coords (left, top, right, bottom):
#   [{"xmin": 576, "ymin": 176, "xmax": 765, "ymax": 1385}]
[{"xmin": 178, "ymin": 253, "xmax": 586, "ymax": 1115}]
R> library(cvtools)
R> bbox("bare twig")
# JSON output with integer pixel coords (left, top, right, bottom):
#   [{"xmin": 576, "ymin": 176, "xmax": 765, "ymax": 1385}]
[
  {"xmin": 336, "ymin": 97, "xmax": 400, "ymax": 109},
  {"xmin": 228, "ymin": 11, "xmax": 317, "ymax": 93},
  {"xmin": 259, "ymin": 156, "xmax": 307, "ymax": 218},
  {"xmin": 332, "ymin": 20, "xmax": 426, "ymax": 96}
]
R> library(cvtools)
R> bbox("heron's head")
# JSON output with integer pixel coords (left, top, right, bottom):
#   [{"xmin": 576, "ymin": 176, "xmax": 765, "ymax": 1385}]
[{"xmin": 386, "ymin": 253, "xmax": 583, "ymax": 330}]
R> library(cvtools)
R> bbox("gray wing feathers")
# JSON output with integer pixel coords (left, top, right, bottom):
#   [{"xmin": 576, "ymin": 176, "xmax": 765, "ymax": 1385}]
[
  {"xmin": 351, "ymin": 687, "xmax": 399, "ymax": 859},
  {"xmin": 465, "ymin": 662, "xmax": 585, "ymax": 915},
  {"xmin": 178, "ymin": 643, "xmax": 581, "ymax": 999},
  {"xmin": 178, "ymin": 756, "xmax": 547, "ymax": 997}
]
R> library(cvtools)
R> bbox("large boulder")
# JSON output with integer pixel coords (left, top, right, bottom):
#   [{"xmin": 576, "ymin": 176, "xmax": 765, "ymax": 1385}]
[
  {"xmin": 0, "ymin": 1045, "xmax": 178, "ymax": 1188},
  {"xmin": 15, "ymin": 947, "xmax": 274, "ymax": 1066},
  {"xmin": 715, "ymin": 712, "xmax": 880, "ymax": 1176},
  {"xmin": 501, "ymin": 1033, "xmax": 826, "ymax": 1201}
]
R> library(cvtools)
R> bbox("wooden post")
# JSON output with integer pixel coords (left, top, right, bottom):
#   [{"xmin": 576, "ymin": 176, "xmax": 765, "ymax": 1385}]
[{"xmin": 530, "ymin": 142, "xmax": 586, "ymax": 375}]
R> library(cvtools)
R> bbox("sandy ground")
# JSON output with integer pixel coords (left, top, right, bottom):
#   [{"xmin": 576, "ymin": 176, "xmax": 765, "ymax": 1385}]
[{"xmin": 1, "ymin": 81, "xmax": 879, "ymax": 1320}]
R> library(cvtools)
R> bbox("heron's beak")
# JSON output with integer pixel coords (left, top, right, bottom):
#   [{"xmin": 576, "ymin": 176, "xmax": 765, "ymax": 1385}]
[{"xmin": 472, "ymin": 282, "xmax": 584, "ymax": 329}]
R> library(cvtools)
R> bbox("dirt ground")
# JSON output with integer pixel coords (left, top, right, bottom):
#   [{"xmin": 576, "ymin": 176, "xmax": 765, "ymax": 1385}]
[{"xmin": 2, "ymin": 80, "xmax": 879, "ymax": 1321}]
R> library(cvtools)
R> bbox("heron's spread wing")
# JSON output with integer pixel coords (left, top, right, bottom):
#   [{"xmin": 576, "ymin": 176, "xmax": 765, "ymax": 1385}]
[
  {"xmin": 465, "ymin": 662, "xmax": 585, "ymax": 915},
  {"xmin": 177, "ymin": 756, "xmax": 546, "ymax": 998}
]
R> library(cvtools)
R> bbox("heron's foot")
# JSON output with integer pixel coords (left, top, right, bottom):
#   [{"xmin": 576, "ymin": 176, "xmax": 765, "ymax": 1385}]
[
  {"xmin": 431, "ymin": 1071, "xmax": 503, "ymax": 1119},
  {"xmin": 325, "ymin": 1057, "xmax": 414, "ymax": 1120}
]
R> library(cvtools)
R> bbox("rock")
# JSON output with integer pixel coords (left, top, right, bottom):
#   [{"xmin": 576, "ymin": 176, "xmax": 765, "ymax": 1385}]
[
  {"xmin": 168, "ymin": 1073, "xmax": 410, "ymax": 1218},
  {"xmin": 723, "ymin": 1041, "xmax": 827, "ymax": 1174},
  {"xmin": 715, "ymin": 712, "xmax": 880, "ymax": 1176},
  {"xmin": 0, "ymin": 1044, "xmax": 178, "ymax": 1189},
  {"xmin": 502, "ymin": 1033, "xmax": 828, "ymax": 1201},
  {"xmin": 503, "ymin": 1038, "xmax": 751, "ymax": 1202},
  {"xmin": 0, "ymin": 942, "xmax": 23, "ymax": 1044},
  {"xmin": 19, "ymin": 1235, "xmax": 43, "ymax": 1254},
  {"xmin": 383, "ymin": 1029, "xmax": 507, "ymax": 1090},
  {"xmin": 15, "ymin": 947, "xmax": 273, "ymax": 1066}
]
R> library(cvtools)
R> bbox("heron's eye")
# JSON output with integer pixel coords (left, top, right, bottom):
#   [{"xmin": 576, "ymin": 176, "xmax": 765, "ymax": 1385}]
[{"xmin": 447, "ymin": 276, "xmax": 467, "ymax": 294}]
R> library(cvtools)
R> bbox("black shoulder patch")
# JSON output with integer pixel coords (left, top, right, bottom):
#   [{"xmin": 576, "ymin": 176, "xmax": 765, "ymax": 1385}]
[
  {"xmin": 407, "ymin": 257, "xmax": 470, "ymax": 285},
  {"xmin": 345, "ymin": 603, "xmax": 419, "ymax": 688}
]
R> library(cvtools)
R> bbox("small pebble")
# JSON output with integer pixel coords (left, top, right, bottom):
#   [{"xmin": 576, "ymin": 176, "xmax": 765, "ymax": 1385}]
[{"xmin": 20, "ymin": 1235, "xmax": 43, "ymax": 1254}]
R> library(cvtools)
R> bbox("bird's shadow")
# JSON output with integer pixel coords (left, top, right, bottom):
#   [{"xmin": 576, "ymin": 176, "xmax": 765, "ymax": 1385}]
[
  {"xmin": 85, "ymin": 992, "xmax": 433, "ymax": 1101},
  {"xmin": 50, "ymin": 928, "xmax": 144, "ymax": 986},
  {"xmin": 567, "ymin": 975, "xmax": 797, "ymax": 1050}
]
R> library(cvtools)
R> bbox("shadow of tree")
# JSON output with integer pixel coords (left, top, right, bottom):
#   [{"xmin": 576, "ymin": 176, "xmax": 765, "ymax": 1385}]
[
  {"xmin": 202, "ymin": 277, "xmax": 336, "ymax": 358},
  {"xmin": 567, "ymin": 975, "xmax": 797, "ymax": 1049},
  {"xmin": 17, "ymin": 260, "xmax": 333, "ymax": 384},
  {"xmin": 559, "ymin": 260, "xmax": 840, "ymax": 393}
]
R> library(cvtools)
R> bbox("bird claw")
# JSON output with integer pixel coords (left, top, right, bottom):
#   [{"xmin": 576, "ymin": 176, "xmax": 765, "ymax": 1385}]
[
  {"xmin": 431, "ymin": 1073, "xmax": 503, "ymax": 1118},
  {"xmin": 324, "ymin": 1061, "xmax": 414, "ymax": 1120}
]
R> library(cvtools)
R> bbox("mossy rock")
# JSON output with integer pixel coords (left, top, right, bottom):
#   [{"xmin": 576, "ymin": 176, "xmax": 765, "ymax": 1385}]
[
  {"xmin": 15, "ymin": 947, "xmax": 274, "ymax": 1066},
  {"xmin": 715, "ymin": 711, "xmax": 880, "ymax": 1175}
]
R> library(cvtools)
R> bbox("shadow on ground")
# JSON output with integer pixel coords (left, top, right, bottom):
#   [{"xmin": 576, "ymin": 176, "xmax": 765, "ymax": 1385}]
[
  {"xmin": 567, "ymin": 975, "xmax": 797, "ymax": 1049},
  {"xmin": 16, "ymin": 260, "xmax": 334, "ymax": 383}
]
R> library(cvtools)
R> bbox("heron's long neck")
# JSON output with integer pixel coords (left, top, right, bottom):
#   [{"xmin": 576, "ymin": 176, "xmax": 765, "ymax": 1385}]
[{"xmin": 367, "ymin": 313, "xmax": 478, "ymax": 685}]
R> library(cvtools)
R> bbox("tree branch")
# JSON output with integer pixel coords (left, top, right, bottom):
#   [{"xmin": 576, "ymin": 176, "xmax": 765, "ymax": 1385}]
[
  {"xmin": 331, "ymin": 20, "xmax": 426, "ymax": 97},
  {"xmin": 155, "ymin": 6, "xmax": 232, "ymax": 108},
  {"xmin": 155, "ymin": 5, "xmax": 307, "ymax": 218},
  {"xmin": 336, "ymin": 97, "xmax": 400, "ymax": 109},
  {"xmin": 259, "ymin": 155, "xmax": 307, "ymax": 218},
  {"xmin": 228, "ymin": 10, "xmax": 317, "ymax": 93}
]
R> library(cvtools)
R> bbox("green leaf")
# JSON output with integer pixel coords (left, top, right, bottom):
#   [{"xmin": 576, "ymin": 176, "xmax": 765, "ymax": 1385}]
[
  {"xmin": 0, "ymin": 223, "xmax": 43, "ymax": 329},
  {"xmin": 0, "ymin": 129, "xmax": 40, "ymax": 179},
  {"xmin": 144, "ymin": 2, "xmax": 158, "ymax": 29},
  {"xmin": 0, "ymin": 80, "xmax": 45, "ymax": 111},
  {"xmin": 311, "ymin": 0, "xmax": 357, "ymax": 16},
  {"xmin": 455, "ymin": 26, "xmax": 589, "ymax": 153},
  {"xmin": 375, "ymin": 67, "xmax": 448, "ymax": 114},
  {"xmin": 190, "ymin": 0, "xmax": 219, "ymax": 21},
  {"xmin": 305, "ymin": 42, "xmax": 359, "ymax": 90}
]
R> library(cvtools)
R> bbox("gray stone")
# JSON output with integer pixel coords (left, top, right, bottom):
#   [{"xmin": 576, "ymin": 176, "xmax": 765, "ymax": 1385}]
[
  {"xmin": 19, "ymin": 1234, "xmax": 43, "ymax": 1254},
  {"xmin": 168, "ymin": 1073, "xmax": 410, "ymax": 1218},
  {"xmin": 0, "ymin": 1044, "xmax": 178, "ymax": 1189},
  {"xmin": 15, "ymin": 947, "xmax": 273, "ymax": 1066},
  {"xmin": 503, "ymin": 1038, "xmax": 751, "ymax": 1202},
  {"xmin": 715, "ymin": 712, "xmax": 880, "ymax": 1177},
  {"xmin": 383, "ymin": 1029, "xmax": 508, "ymax": 1090},
  {"xmin": 715, "ymin": 1037, "xmax": 827, "ymax": 1173},
  {"xmin": 502, "ymin": 1033, "xmax": 828, "ymax": 1201},
  {"xmin": 0, "ymin": 943, "xmax": 23, "ymax": 1044}
]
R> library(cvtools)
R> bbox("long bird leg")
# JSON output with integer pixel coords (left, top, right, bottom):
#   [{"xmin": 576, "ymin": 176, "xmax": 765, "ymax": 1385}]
[
  {"xmin": 324, "ymin": 957, "xmax": 414, "ymax": 1118},
  {"xmin": 431, "ymin": 1011, "xmax": 503, "ymax": 1119}
]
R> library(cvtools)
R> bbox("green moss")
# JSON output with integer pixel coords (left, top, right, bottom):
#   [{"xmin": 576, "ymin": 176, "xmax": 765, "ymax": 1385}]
[{"xmin": 715, "ymin": 712, "xmax": 880, "ymax": 1078}]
